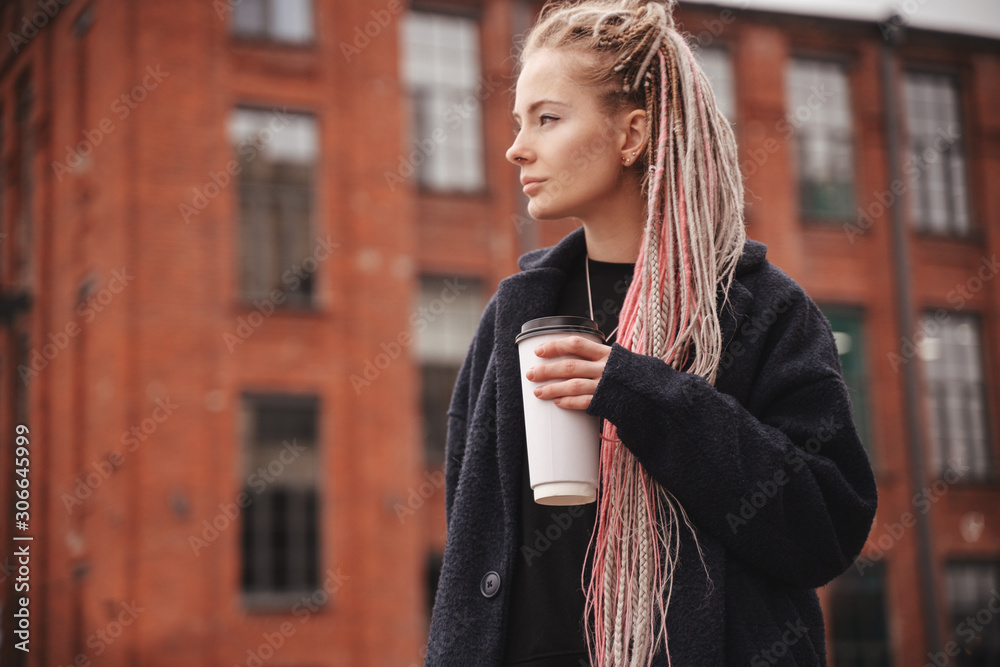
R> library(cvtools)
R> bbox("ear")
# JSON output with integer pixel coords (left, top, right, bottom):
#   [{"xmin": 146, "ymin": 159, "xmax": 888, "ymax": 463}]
[{"xmin": 619, "ymin": 108, "xmax": 648, "ymax": 163}]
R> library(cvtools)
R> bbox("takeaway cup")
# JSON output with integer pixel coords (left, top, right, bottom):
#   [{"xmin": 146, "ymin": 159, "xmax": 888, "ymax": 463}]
[{"xmin": 515, "ymin": 316, "xmax": 605, "ymax": 505}]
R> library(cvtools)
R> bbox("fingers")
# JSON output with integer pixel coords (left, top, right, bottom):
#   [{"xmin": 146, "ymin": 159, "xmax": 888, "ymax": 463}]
[
  {"xmin": 525, "ymin": 357, "xmax": 603, "ymax": 382},
  {"xmin": 525, "ymin": 336, "xmax": 610, "ymax": 412},
  {"xmin": 533, "ymin": 335, "xmax": 610, "ymax": 361},
  {"xmin": 532, "ymin": 378, "xmax": 598, "ymax": 400}
]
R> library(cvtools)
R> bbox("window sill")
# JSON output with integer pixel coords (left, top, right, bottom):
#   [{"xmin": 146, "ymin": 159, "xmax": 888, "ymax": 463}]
[
  {"xmin": 940, "ymin": 473, "xmax": 1000, "ymax": 489},
  {"xmin": 416, "ymin": 185, "xmax": 491, "ymax": 200},
  {"xmin": 230, "ymin": 35, "xmax": 317, "ymax": 50},
  {"xmin": 911, "ymin": 227, "xmax": 985, "ymax": 246},
  {"xmin": 800, "ymin": 214, "xmax": 855, "ymax": 226},
  {"xmin": 241, "ymin": 591, "xmax": 329, "ymax": 613},
  {"xmin": 235, "ymin": 298, "xmax": 321, "ymax": 316}
]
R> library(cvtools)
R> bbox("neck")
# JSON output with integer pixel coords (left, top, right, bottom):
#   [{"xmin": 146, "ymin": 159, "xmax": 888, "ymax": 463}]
[{"xmin": 578, "ymin": 175, "xmax": 646, "ymax": 263}]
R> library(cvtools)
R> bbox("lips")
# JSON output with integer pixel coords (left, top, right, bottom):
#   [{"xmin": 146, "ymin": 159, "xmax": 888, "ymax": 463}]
[{"xmin": 521, "ymin": 177, "xmax": 546, "ymax": 195}]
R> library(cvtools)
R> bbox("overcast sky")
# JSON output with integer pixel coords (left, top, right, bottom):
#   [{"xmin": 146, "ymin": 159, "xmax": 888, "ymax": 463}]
[{"xmin": 684, "ymin": 0, "xmax": 1000, "ymax": 39}]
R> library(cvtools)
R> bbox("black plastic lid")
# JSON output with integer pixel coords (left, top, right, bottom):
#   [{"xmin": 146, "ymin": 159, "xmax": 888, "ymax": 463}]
[{"xmin": 514, "ymin": 316, "xmax": 605, "ymax": 345}]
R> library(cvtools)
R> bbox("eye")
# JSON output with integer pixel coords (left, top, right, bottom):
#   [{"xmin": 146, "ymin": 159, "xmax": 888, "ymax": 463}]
[{"xmin": 539, "ymin": 114, "xmax": 559, "ymax": 125}]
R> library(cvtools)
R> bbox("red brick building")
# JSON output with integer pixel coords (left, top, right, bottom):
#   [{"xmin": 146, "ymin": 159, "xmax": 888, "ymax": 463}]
[{"xmin": 0, "ymin": 0, "xmax": 997, "ymax": 665}]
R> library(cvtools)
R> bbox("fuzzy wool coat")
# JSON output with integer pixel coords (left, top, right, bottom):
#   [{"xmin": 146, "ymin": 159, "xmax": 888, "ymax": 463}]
[{"xmin": 425, "ymin": 227, "xmax": 878, "ymax": 666}]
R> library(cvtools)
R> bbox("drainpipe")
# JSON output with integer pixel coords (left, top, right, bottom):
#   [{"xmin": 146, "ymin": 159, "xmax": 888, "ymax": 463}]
[{"xmin": 879, "ymin": 12, "xmax": 942, "ymax": 656}]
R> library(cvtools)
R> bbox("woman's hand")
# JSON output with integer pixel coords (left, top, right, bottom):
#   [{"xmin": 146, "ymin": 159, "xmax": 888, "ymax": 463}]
[{"xmin": 525, "ymin": 335, "xmax": 611, "ymax": 410}]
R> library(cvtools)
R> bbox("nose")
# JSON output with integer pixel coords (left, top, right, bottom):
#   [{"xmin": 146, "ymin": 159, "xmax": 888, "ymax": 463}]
[{"xmin": 506, "ymin": 128, "xmax": 532, "ymax": 165}]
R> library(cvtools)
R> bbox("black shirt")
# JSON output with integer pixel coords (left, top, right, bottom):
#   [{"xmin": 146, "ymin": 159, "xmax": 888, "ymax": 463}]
[{"xmin": 501, "ymin": 256, "xmax": 635, "ymax": 667}]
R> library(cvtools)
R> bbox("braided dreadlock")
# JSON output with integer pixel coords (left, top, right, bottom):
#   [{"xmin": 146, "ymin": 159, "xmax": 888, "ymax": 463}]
[{"xmin": 515, "ymin": 1, "xmax": 746, "ymax": 665}]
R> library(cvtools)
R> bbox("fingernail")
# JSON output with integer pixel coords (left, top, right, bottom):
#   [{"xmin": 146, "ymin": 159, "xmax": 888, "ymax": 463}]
[
  {"xmin": 533, "ymin": 387, "xmax": 542, "ymax": 397},
  {"xmin": 526, "ymin": 368, "xmax": 535, "ymax": 381},
  {"xmin": 534, "ymin": 344, "xmax": 545, "ymax": 355}
]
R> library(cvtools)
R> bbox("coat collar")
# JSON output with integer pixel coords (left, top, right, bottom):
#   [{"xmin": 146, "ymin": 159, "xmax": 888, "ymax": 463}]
[{"xmin": 490, "ymin": 226, "xmax": 764, "ymax": 545}]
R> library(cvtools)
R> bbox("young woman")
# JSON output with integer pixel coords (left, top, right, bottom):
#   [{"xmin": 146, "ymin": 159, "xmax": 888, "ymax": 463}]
[{"xmin": 425, "ymin": 1, "xmax": 878, "ymax": 665}]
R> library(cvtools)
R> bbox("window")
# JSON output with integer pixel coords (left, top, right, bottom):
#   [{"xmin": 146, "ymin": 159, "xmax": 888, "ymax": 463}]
[
  {"xmin": 400, "ymin": 11, "xmax": 485, "ymax": 192},
  {"xmin": 231, "ymin": 0, "xmax": 313, "ymax": 44},
  {"xmin": 827, "ymin": 563, "xmax": 892, "ymax": 667},
  {"xmin": 240, "ymin": 394, "xmax": 320, "ymax": 602},
  {"xmin": 919, "ymin": 313, "xmax": 991, "ymax": 479},
  {"xmin": 903, "ymin": 71, "xmax": 970, "ymax": 236},
  {"xmin": 228, "ymin": 107, "xmax": 318, "ymax": 305},
  {"xmin": 822, "ymin": 307, "xmax": 872, "ymax": 456},
  {"xmin": 945, "ymin": 562, "xmax": 1000, "ymax": 666},
  {"xmin": 414, "ymin": 276, "xmax": 484, "ymax": 464},
  {"xmin": 692, "ymin": 46, "xmax": 736, "ymax": 124},
  {"xmin": 786, "ymin": 58, "xmax": 854, "ymax": 220}
]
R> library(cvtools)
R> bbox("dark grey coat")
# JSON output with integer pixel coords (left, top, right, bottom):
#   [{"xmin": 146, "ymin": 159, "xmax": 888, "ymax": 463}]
[{"xmin": 425, "ymin": 227, "xmax": 878, "ymax": 666}]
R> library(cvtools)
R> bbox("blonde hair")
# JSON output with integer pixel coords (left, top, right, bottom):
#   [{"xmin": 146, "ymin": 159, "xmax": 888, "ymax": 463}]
[{"xmin": 516, "ymin": 1, "xmax": 746, "ymax": 665}]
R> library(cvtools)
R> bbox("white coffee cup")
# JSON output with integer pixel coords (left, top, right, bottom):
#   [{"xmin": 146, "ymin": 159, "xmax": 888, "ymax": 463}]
[{"xmin": 515, "ymin": 316, "xmax": 605, "ymax": 506}]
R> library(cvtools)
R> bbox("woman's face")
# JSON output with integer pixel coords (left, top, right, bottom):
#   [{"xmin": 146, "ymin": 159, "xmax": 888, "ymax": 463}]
[{"xmin": 507, "ymin": 49, "xmax": 630, "ymax": 221}]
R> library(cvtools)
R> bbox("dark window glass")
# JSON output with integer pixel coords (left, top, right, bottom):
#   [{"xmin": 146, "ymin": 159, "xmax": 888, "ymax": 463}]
[
  {"xmin": 822, "ymin": 307, "xmax": 872, "ymax": 457},
  {"xmin": 945, "ymin": 562, "xmax": 1000, "ymax": 667},
  {"xmin": 828, "ymin": 563, "xmax": 892, "ymax": 666},
  {"xmin": 240, "ymin": 394, "xmax": 321, "ymax": 603}
]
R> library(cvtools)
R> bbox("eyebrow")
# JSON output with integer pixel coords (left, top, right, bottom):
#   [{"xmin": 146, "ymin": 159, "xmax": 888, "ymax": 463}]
[{"xmin": 511, "ymin": 98, "xmax": 569, "ymax": 122}]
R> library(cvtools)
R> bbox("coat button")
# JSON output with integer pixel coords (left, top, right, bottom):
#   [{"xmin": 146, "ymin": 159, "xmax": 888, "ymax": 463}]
[{"xmin": 480, "ymin": 571, "xmax": 501, "ymax": 598}]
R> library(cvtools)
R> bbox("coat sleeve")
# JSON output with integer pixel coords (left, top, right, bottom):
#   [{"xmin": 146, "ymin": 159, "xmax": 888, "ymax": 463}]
[
  {"xmin": 586, "ymin": 281, "xmax": 877, "ymax": 589},
  {"xmin": 443, "ymin": 296, "xmax": 497, "ymax": 527}
]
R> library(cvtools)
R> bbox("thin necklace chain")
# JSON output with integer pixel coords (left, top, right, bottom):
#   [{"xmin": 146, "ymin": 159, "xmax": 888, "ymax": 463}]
[{"xmin": 585, "ymin": 254, "xmax": 620, "ymax": 344}]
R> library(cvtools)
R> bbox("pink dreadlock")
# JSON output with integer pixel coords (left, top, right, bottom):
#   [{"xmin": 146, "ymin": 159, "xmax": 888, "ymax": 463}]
[{"xmin": 516, "ymin": 1, "xmax": 747, "ymax": 665}]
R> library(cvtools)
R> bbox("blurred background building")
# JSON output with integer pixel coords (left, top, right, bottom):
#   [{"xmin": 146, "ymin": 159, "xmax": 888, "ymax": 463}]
[{"xmin": 0, "ymin": 0, "xmax": 997, "ymax": 665}]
